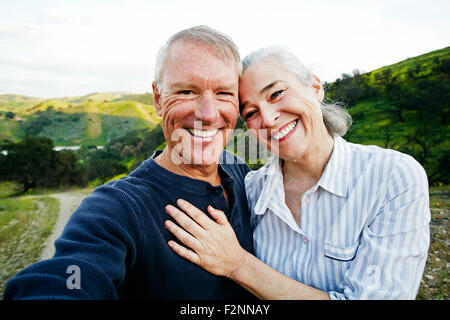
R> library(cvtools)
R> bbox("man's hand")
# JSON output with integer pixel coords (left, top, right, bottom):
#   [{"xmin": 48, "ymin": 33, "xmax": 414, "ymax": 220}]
[{"xmin": 164, "ymin": 199, "xmax": 248, "ymax": 278}]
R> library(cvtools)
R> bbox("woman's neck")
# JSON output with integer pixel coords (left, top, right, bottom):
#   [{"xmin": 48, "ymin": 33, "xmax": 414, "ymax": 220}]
[{"xmin": 282, "ymin": 131, "xmax": 334, "ymax": 187}]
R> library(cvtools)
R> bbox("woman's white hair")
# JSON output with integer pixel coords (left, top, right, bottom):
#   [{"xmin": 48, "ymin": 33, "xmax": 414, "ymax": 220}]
[
  {"xmin": 154, "ymin": 25, "xmax": 242, "ymax": 90},
  {"xmin": 242, "ymin": 47, "xmax": 352, "ymax": 137}
]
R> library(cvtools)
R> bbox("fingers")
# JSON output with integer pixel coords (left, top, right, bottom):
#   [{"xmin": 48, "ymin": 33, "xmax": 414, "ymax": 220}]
[
  {"xmin": 164, "ymin": 219, "xmax": 201, "ymax": 251},
  {"xmin": 176, "ymin": 199, "xmax": 213, "ymax": 230},
  {"xmin": 167, "ymin": 240, "xmax": 201, "ymax": 265},
  {"xmin": 165, "ymin": 204, "xmax": 205, "ymax": 237},
  {"xmin": 207, "ymin": 205, "xmax": 228, "ymax": 225}
]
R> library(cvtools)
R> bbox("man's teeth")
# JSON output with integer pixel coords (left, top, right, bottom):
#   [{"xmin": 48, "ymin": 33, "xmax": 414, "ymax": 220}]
[
  {"xmin": 273, "ymin": 120, "xmax": 297, "ymax": 140},
  {"xmin": 188, "ymin": 128, "xmax": 218, "ymax": 138}
]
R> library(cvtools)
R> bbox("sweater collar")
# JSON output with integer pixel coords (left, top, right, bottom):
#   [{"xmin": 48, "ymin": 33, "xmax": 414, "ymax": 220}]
[{"xmin": 145, "ymin": 150, "xmax": 235, "ymax": 194}]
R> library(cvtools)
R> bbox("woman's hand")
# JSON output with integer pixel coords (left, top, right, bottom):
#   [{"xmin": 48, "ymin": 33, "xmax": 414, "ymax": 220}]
[{"xmin": 164, "ymin": 199, "xmax": 248, "ymax": 278}]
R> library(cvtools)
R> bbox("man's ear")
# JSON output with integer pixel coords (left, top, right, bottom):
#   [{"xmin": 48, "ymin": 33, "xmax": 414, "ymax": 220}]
[
  {"xmin": 312, "ymin": 76, "xmax": 325, "ymax": 103},
  {"xmin": 152, "ymin": 81, "xmax": 163, "ymax": 116}
]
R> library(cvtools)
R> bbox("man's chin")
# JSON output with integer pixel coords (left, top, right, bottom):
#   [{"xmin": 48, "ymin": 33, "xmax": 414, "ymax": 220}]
[
  {"xmin": 189, "ymin": 149, "xmax": 223, "ymax": 166},
  {"xmin": 169, "ymin": 146, "xmax": 223, "ymax": 166}
]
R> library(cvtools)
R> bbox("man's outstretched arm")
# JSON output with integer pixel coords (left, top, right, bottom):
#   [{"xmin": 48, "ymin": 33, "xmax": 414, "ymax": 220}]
[{"xmin": 3, "ymin": 185, "xmax": 141, "ymax": 300}]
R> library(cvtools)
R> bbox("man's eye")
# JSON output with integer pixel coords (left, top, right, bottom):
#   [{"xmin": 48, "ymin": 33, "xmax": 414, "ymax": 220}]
[
  {"xmin": 177, "ymin": 90, "xmax": 194, "ymax": 95},
  {"xmin": 270, "ymin": 90, "xmax": 284, "ymax": 100},
  {"xmin": 217, "ymin": 91, "xmax": 233, "ymax": 96}
]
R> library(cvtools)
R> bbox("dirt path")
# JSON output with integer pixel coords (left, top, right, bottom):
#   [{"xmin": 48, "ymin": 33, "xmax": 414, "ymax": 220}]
[{"xmin": 40, "ymin": 191, "xmax": 90, "ymax": 260}]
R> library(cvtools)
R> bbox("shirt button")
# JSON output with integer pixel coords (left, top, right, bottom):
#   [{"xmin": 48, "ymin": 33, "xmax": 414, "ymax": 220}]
[
  {"xmin": 213, "ymin": 189, "xmax": 222, "ymax": 196},
  {"xmin": 302, "ymin": 236, "xmax": 308, "ymax": 244}
]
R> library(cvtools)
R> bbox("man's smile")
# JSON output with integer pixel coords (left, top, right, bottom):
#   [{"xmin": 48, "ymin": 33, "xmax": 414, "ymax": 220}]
[{"xmin": 187, "ymin": 128, "xmax": 219, "ymax": 138}]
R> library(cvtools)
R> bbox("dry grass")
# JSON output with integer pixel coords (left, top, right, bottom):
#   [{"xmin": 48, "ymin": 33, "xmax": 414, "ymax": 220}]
[
  {"xmin": 417, "ymin": 186, "xmax": 449, "ymax": 300},
  {"xmin": 0, "ymin": 196, "xmax": 59, "ymax": 297}
]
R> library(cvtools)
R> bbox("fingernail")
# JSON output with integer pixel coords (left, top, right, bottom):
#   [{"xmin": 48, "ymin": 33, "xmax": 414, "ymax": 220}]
[{"xmin": 177, "ymin": 199, "xmax": 184, "ymax": 206}]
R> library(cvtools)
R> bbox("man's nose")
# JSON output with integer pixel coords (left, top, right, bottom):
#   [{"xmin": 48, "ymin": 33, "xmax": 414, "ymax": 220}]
[{"xmin": 195, "ymin": 93, "xmax": 218, "ymax": 123}]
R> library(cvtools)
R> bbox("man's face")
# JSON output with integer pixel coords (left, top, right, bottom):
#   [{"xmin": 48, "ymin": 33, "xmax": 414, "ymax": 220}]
[{"xmin": 153, "ymin": 40, "xmax": 240, "ymax": 166}]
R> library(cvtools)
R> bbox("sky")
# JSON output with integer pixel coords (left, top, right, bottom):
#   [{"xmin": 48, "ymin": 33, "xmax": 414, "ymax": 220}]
[{"xmin": 0, "ymin": 0, "xmax": 449, "ymax": 98}]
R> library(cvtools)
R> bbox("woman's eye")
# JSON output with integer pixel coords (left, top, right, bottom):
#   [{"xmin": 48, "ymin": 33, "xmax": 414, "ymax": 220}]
[
  {"xmin": 270, "ymin": 90, "xmax": 284, "ymax": 100},
  {"xmin": 244, "ymin": 110, "xmax": 258, "ymax": 120}
]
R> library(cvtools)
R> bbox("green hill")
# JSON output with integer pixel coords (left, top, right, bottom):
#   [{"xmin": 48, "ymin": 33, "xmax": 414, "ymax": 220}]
[
  {"xmin": 0, "ymin": 93, "xmax": 160, "ymax": 146},
  {"xmin": 326, "ymin": 46, "xmax": 449, "ymax": 184},
  {"xmin": 62, "ymin": 92, "xmax": 131, "ymax": 104},
  {"xmin": 0, "ymin": 94, "xmax": 43, "ymax": 113},
  {"xmin": 368, "ymin": 46, "xmax": 450, "ymax": 83}
]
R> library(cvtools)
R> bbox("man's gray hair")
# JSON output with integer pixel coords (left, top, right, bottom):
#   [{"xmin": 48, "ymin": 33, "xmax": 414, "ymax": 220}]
[
  {"xmin": 154, "ymin": 25, "xmax": 242, "ymax": 89},
  {"xmin": 242, "ymin": 47, "xmax": 352, "ymax": 137}
]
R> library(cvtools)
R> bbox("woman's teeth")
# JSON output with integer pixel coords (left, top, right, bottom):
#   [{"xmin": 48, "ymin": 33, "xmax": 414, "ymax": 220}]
[
  {"xmin": 188, "ymin": 128, "xmax": 218, "ymax": 138},
  {"xmin": 273, "ymin": 120, "xmax": 297, "ymax": 140}
]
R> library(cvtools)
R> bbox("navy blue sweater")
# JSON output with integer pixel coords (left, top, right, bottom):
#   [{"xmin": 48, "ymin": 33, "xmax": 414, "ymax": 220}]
[{"xmin": 4, "ymin": 150, "xmax": 255, "ymax": 300}]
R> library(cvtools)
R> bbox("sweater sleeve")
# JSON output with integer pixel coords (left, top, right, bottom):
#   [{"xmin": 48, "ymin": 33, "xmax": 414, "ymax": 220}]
[{"xmin": 3, "ymin": 185, "xmax": 142, "ymax": 300}]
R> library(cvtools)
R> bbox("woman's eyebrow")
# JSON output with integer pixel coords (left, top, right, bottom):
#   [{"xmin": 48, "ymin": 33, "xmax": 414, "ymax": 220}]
[
  {"xmin": 259, "ymin": 80, "xmax": 284, "ymax": 94},
  {"xmin": 239, "ymin": 101, "xmax": 247, "ymax": 113},
  {"xmin": 240, "ymin": 80, "xmax": 285, "ymax": 112}
]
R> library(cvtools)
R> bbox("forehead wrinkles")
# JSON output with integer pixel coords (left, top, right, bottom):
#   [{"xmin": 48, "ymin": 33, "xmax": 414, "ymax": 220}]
[{"xmin": 161, "ymin": 40, "xmax": 238, "ymax": 87}]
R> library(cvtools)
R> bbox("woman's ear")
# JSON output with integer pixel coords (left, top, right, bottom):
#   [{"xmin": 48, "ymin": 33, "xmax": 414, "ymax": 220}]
[
  {"xmin": 312, "ymin": 76, "xmax": 325, "ymax": 103},
  {"xmin": 152, "ymin": 82, "xmax": 163, "ymax": 116}
]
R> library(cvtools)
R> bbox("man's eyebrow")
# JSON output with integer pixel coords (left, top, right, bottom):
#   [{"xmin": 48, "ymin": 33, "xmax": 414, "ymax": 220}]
[
  {"xmin": 169, "ymin": 82, "xmax": 199, "ymax": 91},
  {"xmin": 216, "ymin": 84, "xmax": 237, "ymax": 92}
]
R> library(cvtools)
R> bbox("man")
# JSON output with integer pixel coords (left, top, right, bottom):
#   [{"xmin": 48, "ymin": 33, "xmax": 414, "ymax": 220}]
[{"xmin": 4, "ymin": 26, "xmax": 254, "ymax": 299}]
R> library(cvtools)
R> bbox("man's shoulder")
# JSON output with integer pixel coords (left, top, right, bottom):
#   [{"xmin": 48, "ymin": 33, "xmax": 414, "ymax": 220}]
[{"xmin": 77, "ymin": 160, "xmax": 159, "ymax": 216}]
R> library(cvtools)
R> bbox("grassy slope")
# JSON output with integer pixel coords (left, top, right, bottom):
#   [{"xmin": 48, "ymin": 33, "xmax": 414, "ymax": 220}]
[
  {"xmin": 417, "ymin": 186, "xmax": 449, "ymax": 300},
  {"xmin": 367, "ymin": 46, "xmax": 450, "ymax": 83},
  {"xmin": 0, "ymin": 95, "xmax": 43, "ymax": 113},
  {"xmin": 0, "ymin": 95, "xmax": 160, "ymax": 145},
  {"xmin": 0, "ymin": 196, "xmax": 59, "ymax": 296},
  {"xmin": 0, "ymin": 92, "xmax": 136, "ymax": 113},
  {"xmin": 343, "ymin": 46, "xmax": 449, "ymax": 156}
]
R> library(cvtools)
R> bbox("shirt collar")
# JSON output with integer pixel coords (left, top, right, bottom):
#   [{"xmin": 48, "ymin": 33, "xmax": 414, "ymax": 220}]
[
  {"xmin": 252, "ymin": 135, "xmax": 350, "ymax": 215},
  {"xmin": 317, "ymin": 135, "xmax": 350, "ymax": 198},
  {"xmin": 252, "ymin": 155, "xmax": 284, "ymax": 216}
]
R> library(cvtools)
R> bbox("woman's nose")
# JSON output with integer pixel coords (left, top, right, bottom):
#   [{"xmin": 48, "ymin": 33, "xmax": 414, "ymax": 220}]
[{"xmin": 260, "ymin": 106, "xmax": 280, "ymax": 128}]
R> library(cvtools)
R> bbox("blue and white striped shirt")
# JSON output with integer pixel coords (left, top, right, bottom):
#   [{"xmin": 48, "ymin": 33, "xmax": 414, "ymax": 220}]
[{"xmin": 244, "ymin": 136, "xmax": 430, "ymax": 299}]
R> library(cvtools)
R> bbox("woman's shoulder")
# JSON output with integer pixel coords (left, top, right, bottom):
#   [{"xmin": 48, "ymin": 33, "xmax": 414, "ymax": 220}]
[{"xmin": 344, "ymin": 139, "xmax": 428, "ymax": 190}]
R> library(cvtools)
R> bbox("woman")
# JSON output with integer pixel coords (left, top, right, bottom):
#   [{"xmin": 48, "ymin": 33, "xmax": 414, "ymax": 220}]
[{"xmin": 163, "ymin": 47, "xmax": 431, "ymax": 299}]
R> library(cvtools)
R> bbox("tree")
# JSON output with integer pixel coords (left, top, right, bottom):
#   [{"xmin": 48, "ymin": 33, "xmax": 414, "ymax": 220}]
[
  {"xmin": 0, "ymin": 137, "xmax": 88, "ymax": 192},
  {"xmin": 87, "ymin": 159, "xmax": 127, "ymax": 183},
  {"xmin": 5, "ymin": 111, "xmax": 15, "ymax": 119}
]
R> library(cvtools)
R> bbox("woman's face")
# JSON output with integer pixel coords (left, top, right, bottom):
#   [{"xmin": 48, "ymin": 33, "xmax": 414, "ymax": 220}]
[{"xmin": 239, "ymin": 59, "xmax": 326, "ymax": 161}]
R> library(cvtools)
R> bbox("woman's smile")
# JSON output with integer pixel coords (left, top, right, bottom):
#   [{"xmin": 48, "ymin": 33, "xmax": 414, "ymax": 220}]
[{"xmin": 272, "ymin": 119, "xmax": 298, "ymax": 142}]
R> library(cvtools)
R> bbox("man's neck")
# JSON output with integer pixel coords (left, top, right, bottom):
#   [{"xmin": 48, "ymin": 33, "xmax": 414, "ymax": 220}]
[{"xmin": 154, "ymin": 147, "xmax": 222, "ymax": 186}]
